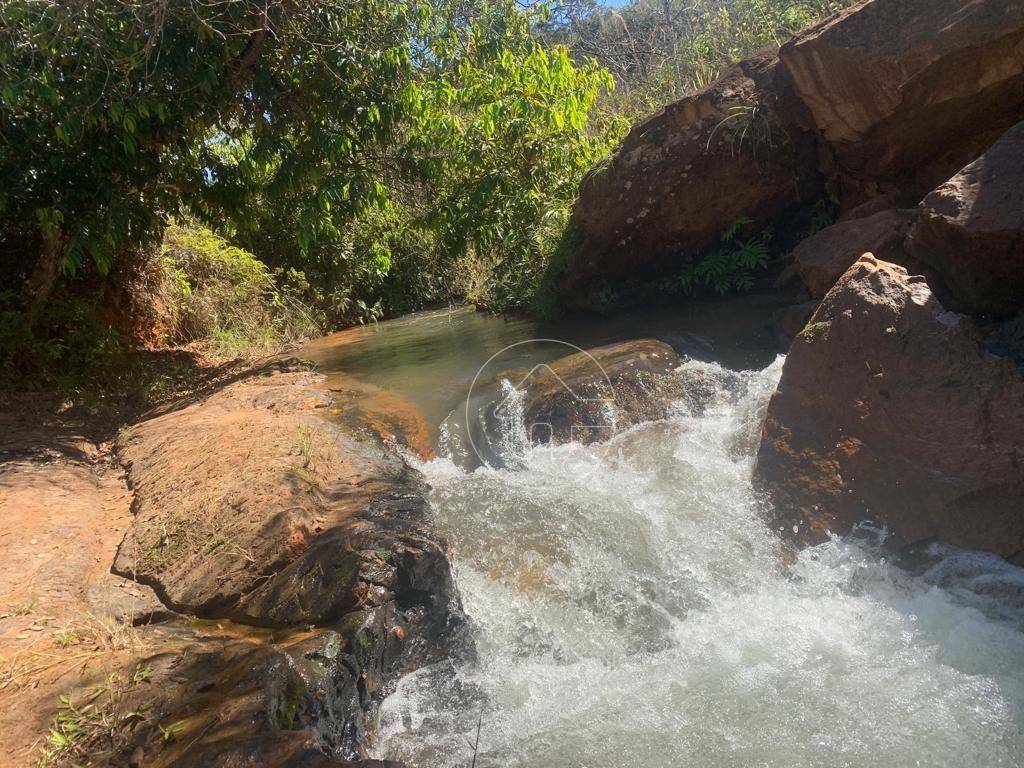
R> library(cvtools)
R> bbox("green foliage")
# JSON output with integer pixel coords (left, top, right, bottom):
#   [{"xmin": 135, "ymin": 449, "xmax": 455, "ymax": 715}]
[
  {"xmin": 40, "ymin": 671, "xmax": 153, "ymax": 767},
  {"xmin": 559, "ymin": 0, "xmax": 858, "ymax": 120},
  {"xmin": 676, "ymin": 217, "xmax": 772, "ymax": 295},
  {"xmin": 160, "ymin": 225, "xmax": 321, "ymax": 356},
  {"xmin": 0, "ymin": 0, "xmax": 414, "ymax": 287},
  {"xmin": 0, "ymin": 287, "xmax": 126, "ymax": 385},
  {"xmin": 409, "ymin": 3, "xmax": 621, "ymax": 310},
  {"xmin": 1, "ymin": 0, "xmax": 621, "ymax": 328},
  {"xmin": 1, "ymin": 0, "xmax": 853, "ymax": 358}
]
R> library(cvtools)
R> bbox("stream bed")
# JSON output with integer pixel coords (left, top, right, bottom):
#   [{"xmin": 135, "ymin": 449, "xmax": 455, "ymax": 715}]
[{"xmin": 302, "ymin": 302, "xmax": 1024, "ymax": 768}]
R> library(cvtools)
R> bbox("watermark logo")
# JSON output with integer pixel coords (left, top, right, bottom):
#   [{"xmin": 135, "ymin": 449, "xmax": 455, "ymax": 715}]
[{"xmin": 464, "ymin": 339, "xmax": 617, "ymax": 468}]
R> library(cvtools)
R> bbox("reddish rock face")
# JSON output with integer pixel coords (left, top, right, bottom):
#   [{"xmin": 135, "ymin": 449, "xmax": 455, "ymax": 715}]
[
  {"xmin": 907, "ymin": 121, "xmax": 1024, "ymax": 318},
  {"xmin": 780, "ymin": 0, "xmax": 1024, "ymax": 203},
  {"xmin": 756, "ymin": 255, "xmax": 1024, "ymax": 561},
  {"xmin": 562, "ymin": 49, "xmax": 822, "ymax": 308},
  {"xmin": 790, "ymin": 209, "xmax": 917, "ymax": 298},
  {"xmin": 112, "ymin": 362, "xmax": 462, "ymax": 633},
  {"xmin": 562, "ymin": 0, "xmax": 1024, "ymax": 311}
]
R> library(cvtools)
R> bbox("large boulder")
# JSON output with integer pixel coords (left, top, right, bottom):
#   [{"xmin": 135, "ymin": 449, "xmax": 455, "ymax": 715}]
[
  {"xmin": 906, "ymin": 121, "xmax": 1024, "ymax": 318},
  {"xmin": 113, "ymin": 361, "xmax": 463, "ymax": 634},
  {"xmin": 561, "ymin": 0, "xmax": 1024, "ymax": 310},
  {"xmin": 561, "ymin": 49, "xmax": 822, "ymax": 308},
  {"xmin": 757, "ymin": 255, "xmax": 1024, "ymax": 561},
  {"xmin": 514, "ymin": 339, "xmax": 685, "ymax": 445},
  {"xmin": 790, "ymin": 209, "xmax": 917, "ymax": 298},
  {"xmin": 780, "ymin": 0, "xmax": 1024, "ymax": 203}
]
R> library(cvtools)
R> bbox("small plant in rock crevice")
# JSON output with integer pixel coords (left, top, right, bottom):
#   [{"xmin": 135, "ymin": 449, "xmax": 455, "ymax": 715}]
[
  {"xmin": 675, "ymin": 217, "xmax": 772, "ymax": 295},
  {"xmin": 39, "ymin": 665, "xmax": 156, "ymax": 767}
]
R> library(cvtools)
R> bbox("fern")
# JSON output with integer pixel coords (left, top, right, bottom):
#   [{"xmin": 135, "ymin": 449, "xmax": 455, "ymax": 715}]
[{"xmin": 676, "ymin": 218, "xmax": 771, "ymax": 295}]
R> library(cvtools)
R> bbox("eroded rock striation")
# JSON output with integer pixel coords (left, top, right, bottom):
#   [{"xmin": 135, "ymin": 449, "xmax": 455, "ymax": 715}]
[
  {"xmin": 779, "ymin": 0, "xmax": 1024, "ymax": 203},
  {"xmin": 757, "ymin": 255, "xmax": 1024, "ymax": 561}
]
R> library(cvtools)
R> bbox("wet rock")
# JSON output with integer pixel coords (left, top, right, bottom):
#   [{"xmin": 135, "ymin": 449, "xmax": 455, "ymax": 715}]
[
  {"xmin": 780, "ymin": 0, "xmax": 1024, "ymax": 203},
  {"xmin": 100, "ymin": 623, "xmax": 412, "ymax": 767},
  {"xmin": 907, "ymin": 121, "xmax": 1024, "ymax": 318},
  {"xmin": 562, "ymin": 48, "xmax": 822, "ymax": 308},
  {"xmin": 757, "ymin": 255, "xmax": 1024, "ymax": 562},
  {"xmin": 790, "ymin": 209, "xmax": 917, "ymax": 298},
  {"xmin": 109, "ymin": 361, "xmax": 469, "ymax": 762},
  {"xmin": 513, "ymin": 339, "xmax": 685, "ymax": 445}
]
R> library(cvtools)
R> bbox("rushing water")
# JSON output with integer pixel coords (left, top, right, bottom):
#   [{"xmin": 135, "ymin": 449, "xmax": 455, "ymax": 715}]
[{"xmin": 304, "ymin": 306, "xmax": 1024, "ymax": 767}]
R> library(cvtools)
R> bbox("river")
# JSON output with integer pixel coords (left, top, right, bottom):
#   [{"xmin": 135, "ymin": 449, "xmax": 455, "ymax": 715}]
[{"xmin": 302, "ymin": 302, "xmax": 1024, "ymax": 768}]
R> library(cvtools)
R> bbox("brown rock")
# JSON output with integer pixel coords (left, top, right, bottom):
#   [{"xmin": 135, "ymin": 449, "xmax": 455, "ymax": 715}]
[
  {"xmin": 561, "ymin": 0, "xmax": 1024, "ymax": 310},
  {"xmin": 514, "ymin": 339, "xmax": 685, "ymax": 445},
  {"xmin": 907, "ymin": 121, "xmax": 1024, "ymax": 317},
  {"xmin": 757, "ymin": 255, "xmax": 1024, "ymax": 560},
  {"xmin": 143, "ymin": 621, "xmax": 417, "ymax": 766},
  {"xmin": 111, "ymin": 363, "xmax": 463, "ymax": 635},
  {"xmin": 562, "ymin": 49, "xmax": 821, "ymax": 307},
  {"xmin": 790, "ymin": 209, "xmax": 916, "ymax": 298},
  {"xmin": 780, "ymin": 0, "xmax": 1024, "ymax": 202}
]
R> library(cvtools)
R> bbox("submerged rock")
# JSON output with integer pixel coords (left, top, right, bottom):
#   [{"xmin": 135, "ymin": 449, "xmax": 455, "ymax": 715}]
[
  {"xmin": 512, "ymin": 339, "xmax": 685, "ymax": 445},
  {"xmin": 907, "ymin": 121, "xmax": 1024, "ymax": 318},
  {"xmin": 756, "ymin": 255, "xmax": 1024, "ymax": 562}
]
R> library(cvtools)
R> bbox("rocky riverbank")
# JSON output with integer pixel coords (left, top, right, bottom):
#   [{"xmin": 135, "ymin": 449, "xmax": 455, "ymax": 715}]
[
  {"xmin": 757, "ymin": 120, "xmax": 1024, "ymax": 562},
  {"xmin": 553, "ymin": 0, "xmax": 1024, "ymax": 567},
  {"xmin": 0, "ymin": 359, "xmax": 468, "ymax": 767}
]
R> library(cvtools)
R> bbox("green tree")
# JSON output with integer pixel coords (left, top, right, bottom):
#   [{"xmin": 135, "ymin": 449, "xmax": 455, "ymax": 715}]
[
  {"xmin": 1, "ymin": 0, "xmax": 415, "ymax": 315},
  {"xmin": 409, "ymin": 2, "xmax": 620, "ymax": 310},
  {"xmin": 1, "ymin": 0, "xmax": 618, "ymax": 326}
]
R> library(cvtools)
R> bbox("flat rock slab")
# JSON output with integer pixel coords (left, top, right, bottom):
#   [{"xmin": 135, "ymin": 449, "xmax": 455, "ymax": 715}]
[{"xmin": 111, "ymin": 364, "xmax": 460, "ymax": 633}]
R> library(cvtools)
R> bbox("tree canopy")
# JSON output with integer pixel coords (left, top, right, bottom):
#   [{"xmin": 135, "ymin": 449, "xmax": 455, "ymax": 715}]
[{"xmin": 0, "ymin": 0, "xmax": 616, "ymax": 319}]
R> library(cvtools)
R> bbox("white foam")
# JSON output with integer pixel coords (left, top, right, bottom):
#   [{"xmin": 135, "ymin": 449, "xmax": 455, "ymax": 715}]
[{"xmin": 375, "ymin": 357, "xmax": 1024, "ymax": 767}]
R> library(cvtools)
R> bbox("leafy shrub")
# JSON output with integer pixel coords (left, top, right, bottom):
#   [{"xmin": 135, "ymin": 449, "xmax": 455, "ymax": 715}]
[
  {"xmin": 0, "ymin": 289, "xmax": 124, "ymax": 386},
  {"xmin": 160, "ymin": 226, "xmax": 321, "ymax": 357},
  {"xmin": 410, "ymin": 6, "xmax": 622, "ymax": 312}
]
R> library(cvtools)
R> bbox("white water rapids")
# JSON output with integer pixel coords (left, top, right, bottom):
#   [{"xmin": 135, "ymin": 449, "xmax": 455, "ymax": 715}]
[{"xmin": 373, "ymin": 357, "xmax": 1024, "ymax": 767}]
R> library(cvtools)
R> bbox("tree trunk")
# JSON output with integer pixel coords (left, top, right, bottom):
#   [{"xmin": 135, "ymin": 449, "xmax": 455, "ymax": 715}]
[{"xmin": 23, "ymin": 231, "xmax": 63, "ymax": 320}]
